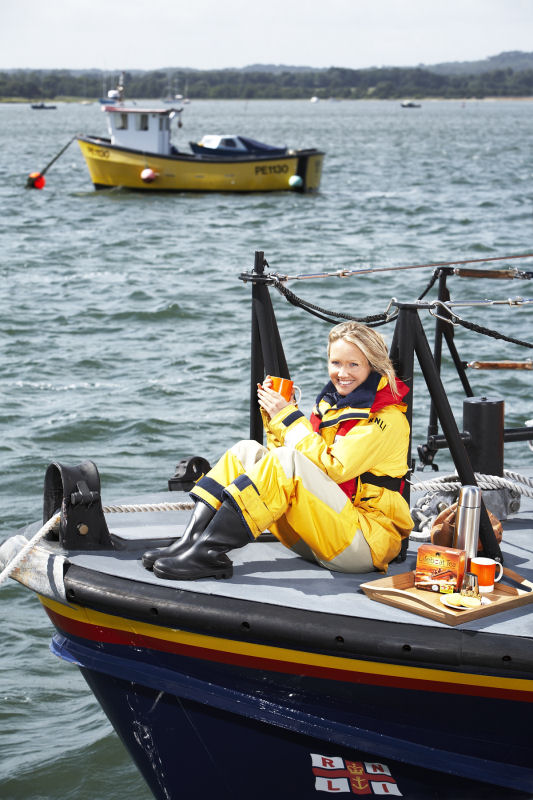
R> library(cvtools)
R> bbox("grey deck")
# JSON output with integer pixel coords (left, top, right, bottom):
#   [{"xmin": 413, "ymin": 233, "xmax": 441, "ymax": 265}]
[{"xmin": 66, "ymin": 486, "xmax": 533, "ymax": 638}]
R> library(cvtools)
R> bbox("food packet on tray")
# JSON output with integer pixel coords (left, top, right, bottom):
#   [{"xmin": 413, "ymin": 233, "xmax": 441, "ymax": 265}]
[{"xmin": 415, "ymin": 544, "xmax": 466, "ymax": 594}]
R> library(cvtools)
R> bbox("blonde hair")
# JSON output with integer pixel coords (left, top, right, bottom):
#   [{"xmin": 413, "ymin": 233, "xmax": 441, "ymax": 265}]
[{"xmin": 328, "ymin": 321, "xmax": 399, "ymax": 396}]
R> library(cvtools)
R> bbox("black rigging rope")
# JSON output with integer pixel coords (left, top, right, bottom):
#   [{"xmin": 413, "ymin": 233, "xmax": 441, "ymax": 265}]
[
  {"xmin": 271, "ymin": 278, "xmax": 390, "ymax": 327},
  {"xmin": 270, "ymin": 267, "xmax": 446, "ymax": 327},
  {"xmin": 446, "ymin": 314, "xmax": 533, "ymax": 349},
  {"xmin": 417, "ymin": 269, "xmax": 441, "ymax": 301},
  {"xmin": 269, "ymin": 268, "xmax": 532, "ymax": 347}
]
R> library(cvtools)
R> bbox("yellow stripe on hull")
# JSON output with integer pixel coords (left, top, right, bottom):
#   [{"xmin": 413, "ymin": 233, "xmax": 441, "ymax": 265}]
[
  {"xmin": 39, "ymin": 595, "xmax": 533, "ymax": 698},
  {"xmin": 77, "ymin": 138, "xmax": 324, "ymax": 193}
]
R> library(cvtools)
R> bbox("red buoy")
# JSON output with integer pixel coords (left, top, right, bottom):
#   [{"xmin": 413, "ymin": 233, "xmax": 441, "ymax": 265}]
[
  {"xmin": 27, "ymin": 172, "xmax": 46, "ymax": 189},
  {"xmin": 140, "ymin": 168, "xmax": 157, "ymax": 183}
]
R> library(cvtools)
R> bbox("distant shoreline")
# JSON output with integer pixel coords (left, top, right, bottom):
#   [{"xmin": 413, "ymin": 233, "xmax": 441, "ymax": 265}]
[
  {"xmin": 2, "ymin": 95, "xmax": 533, "ymax": 104},
  {"xmin": 3, "ymin": 54, "xmax": 532, "ymax": 103}
]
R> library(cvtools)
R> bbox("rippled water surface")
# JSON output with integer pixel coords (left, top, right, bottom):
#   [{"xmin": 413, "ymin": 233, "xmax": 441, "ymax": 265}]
[{"xmin": 1, "ymin": 98, "xmax": 532, "ymax": 799}]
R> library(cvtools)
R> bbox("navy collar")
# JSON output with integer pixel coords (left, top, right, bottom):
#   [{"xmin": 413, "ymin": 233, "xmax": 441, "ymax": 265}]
[{"xmin": 315, "ymin": 371, "xmax": 381, "ymax": 412}]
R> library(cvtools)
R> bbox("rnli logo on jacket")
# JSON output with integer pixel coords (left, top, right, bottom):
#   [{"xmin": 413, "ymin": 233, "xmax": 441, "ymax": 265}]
[
  {"xmin": 311, "ymin": 754, "xmax": 402, "ymax": 795},
  {"xmin": 371, "ymin": 416, "xmax": 386, "ymax": 431}
]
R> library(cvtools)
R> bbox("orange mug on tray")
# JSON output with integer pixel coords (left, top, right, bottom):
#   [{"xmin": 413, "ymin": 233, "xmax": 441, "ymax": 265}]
[{"xmin": 470, "ymin": 557, "xmax": 503, "ymax": 593}]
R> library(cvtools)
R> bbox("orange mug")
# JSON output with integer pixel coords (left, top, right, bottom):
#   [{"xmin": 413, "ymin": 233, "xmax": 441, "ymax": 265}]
[
  {"xmin": 470, "ymin": 557, "xmax": 503, "ymax": 593},
  {"xmin": 268, "ymin": 376, "xmax": 301, "ymax": 404}
]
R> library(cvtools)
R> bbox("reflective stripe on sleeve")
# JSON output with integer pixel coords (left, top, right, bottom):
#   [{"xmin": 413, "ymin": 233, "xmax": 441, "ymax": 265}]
[{"xmin": 285, "ymin": 421, "xmax": 313, "ymax": 448}]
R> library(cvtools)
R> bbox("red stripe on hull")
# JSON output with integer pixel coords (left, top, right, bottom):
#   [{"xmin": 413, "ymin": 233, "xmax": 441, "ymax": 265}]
[{"xmin": 45, "ymin": 606, "xmax": 532, "ymax": 703}]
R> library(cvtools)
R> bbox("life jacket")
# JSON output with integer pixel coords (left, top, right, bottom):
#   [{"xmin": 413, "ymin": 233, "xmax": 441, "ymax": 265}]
[{"xmin": 309, "ymin": 375, "xmax": 410, "ymax": 502}]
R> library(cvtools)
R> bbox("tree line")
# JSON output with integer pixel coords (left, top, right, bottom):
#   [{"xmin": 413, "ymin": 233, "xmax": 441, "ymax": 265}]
[{"xmin": 1, "ymin": 66, "xmax": 532, "ymax": 100}]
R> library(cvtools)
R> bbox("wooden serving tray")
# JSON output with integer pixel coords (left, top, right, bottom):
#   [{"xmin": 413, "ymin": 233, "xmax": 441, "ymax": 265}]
[{"xmin": 361, "ymin": 567, "xmax": 533, "ymax": 626}]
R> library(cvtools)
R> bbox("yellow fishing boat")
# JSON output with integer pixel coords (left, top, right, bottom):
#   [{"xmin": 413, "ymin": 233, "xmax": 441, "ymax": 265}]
[{"xmin": 77, "ymin": 104, "xmax": 324, "ymax": 193}]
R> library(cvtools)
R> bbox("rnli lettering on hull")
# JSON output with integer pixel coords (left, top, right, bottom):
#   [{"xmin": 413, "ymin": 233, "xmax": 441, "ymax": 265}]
[{"xmin": 255, "ymin": 164, "xmax": 289, "ymax": 175}]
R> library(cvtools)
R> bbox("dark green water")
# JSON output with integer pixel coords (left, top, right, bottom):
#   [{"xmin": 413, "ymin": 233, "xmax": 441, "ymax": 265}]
[{"xmin": 1, "ymin": 98, "xmax": 532, "ymax": 799}]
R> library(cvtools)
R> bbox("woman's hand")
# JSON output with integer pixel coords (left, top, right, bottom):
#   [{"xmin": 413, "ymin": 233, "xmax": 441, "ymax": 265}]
[{"xmin": 257, "ymin": 381, "xmax": 291, "ymax": 419}]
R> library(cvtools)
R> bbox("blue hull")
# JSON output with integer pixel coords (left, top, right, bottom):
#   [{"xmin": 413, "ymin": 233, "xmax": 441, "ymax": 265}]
[{"xmin": 51, "ymin": 631, "xmax": 533, "ymax": 798}]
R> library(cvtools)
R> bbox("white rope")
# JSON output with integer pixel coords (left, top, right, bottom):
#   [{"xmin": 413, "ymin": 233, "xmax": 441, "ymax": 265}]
[
  {"xmin": 102, "ymin": 501, "xmax": 194, "ymax": 513},
  {"xmin": 503, "ymin": 469, "xmax": 533, "ymax": 490},
  {"xmin": 409, "ymin": 475, "xmax": 460, "ymax": 492},
  {"xmin": 0, "ymin": 500, "xmax": 195, "ymax": 587},
  {"xmin": 410, "ymin": 470, "xmax": 533, "ymax": 499},
  {"xmin": 0, "ymin": 513, "xmax": 60, "ymax": 587}
]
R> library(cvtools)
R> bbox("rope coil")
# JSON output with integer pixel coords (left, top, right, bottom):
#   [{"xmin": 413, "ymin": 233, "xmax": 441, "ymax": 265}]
[{"xmin": 410, "ymin": 469, "xmax": 533, "ymax": 499}]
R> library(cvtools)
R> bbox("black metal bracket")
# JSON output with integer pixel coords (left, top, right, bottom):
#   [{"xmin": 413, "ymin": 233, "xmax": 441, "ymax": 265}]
[
  {"xmin": 239, "ymin": 270, "xmax": 277, "ymax": 285},
  {"xmin": 43, "ymin": 460, "xmax": 113, "ymax": 551},
  {"xmin": 168, "ymin": 456, "xmax": 212, "ymax": 492}
]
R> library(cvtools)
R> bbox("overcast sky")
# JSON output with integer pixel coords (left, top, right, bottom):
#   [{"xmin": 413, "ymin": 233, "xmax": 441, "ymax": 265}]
[{"xmin": 3, "ymin": 0, "xmax": 532, "ymax": 71}]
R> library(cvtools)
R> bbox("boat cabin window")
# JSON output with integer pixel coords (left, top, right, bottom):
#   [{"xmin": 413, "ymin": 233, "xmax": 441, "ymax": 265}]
[
  {"xmin": 135, "ymin": 114, "xmax": 149, "ymax": 131},
  {"xmin": 105, "ymin": 107, "xmax": 173, "ymax": 155},
  {"xmin": 221, "ymin": 138, "xmax": 237, "ymax": 148}
]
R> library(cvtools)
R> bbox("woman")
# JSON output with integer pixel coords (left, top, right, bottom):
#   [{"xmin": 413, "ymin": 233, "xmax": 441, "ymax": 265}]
[{"xmin": 143, "ymin": 321, "xmax": 413, "ymax": 581}]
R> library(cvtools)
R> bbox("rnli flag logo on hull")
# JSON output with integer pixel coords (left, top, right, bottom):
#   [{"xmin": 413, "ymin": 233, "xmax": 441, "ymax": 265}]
[{"xmin": 311, "ymin": 754, "xmax": 403, "ymax": 795}]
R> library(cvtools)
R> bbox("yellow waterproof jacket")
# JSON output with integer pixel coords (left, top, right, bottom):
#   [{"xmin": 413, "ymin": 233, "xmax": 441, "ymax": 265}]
[{"xmin": 263, "ymin": 374, "xmax": 414, "ymax": 569}]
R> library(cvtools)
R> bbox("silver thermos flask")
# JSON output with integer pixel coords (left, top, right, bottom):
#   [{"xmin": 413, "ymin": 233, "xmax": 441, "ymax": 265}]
[{"xmin": 453, "ymin": 485, "xmax": 481, "ymax": 564}]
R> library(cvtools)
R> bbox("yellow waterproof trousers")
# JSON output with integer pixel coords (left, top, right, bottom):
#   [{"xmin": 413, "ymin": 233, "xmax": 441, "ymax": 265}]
[{"xmin": 191, "ymin": 440, "xmax": 376, "ymax": 573}]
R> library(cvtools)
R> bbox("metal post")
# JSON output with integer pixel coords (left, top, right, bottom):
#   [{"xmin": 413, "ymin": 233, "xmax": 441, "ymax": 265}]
[
  {"xmin": 251, "ymin": 262, "xmax": 289, "ymax": 378},
  {"xmin": 390, "ymin": 308, "xmax": 415, "ymax": 510},
  {"xmin": 250, "ymin": 252, "xmax": 266, "ymax": 442},
  {"xmin": 249, "ymin": 251, "xmax": 290, "ymax": 443},
  {"xmin": 250, "ymin": 310, "xmax": 264, "ymax": 443},
  {"xmin": 427, "ymin": 270, "xmax": 448, "ymax": 440},
  {"xmin": 427, "ymin": 271, "xmax": 474, "ymax": 430},
  {"xmin": 463, "ymin": 397, "xmax": 504, "ymax": 476},
  {"xmin": 411, "ymin": 310, "xmax": 502, "ymax": 561},
  {"xmin": 441, "ymin": 324, "xmax": 474, "ymax": 397},
  {"xmin": 389, "ymin": 309, "xmax": 416, "ymax": 562}
]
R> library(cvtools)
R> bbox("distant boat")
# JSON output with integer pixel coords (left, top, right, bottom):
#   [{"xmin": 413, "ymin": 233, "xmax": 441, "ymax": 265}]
[
  {"xmin": 162, "ymin": 73, "xmax": 188, "ymax": 104},
  {"xmin": 76, "ymin": 104, "xmax": 324, "ymax": 193},
  {"xmin": 98, "ymin": 86, "xmax": 123, "ymax": 106},
  {"xmin": 30, "ymin": 103, "xmax": 57, "ymax": 110},
  {"xmin": 98, "ymin": 72, "xmax": 125, "ymax": 105},
  {"xmin": 310, "ymin": 96, "xmax": 320, "ymax": 103},
  {"xmin": 401, "ymin": 100, "xmax": 421, "ymax": 108}
]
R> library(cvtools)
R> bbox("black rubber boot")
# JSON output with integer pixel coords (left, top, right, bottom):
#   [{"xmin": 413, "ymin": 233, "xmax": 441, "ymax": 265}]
[
  {"xmin": 142, "ymin": 501, "xmax": 215, "ymax": 570},
  {"xmin": 152, "ymin": 500, "xmax": 252, "ymax": 581}
]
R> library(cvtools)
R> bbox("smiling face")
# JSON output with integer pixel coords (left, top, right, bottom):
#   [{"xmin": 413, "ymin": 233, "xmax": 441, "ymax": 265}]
[{"xmin": 328, "ymin": 338, "xmax": 372, "ymax": 396}]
